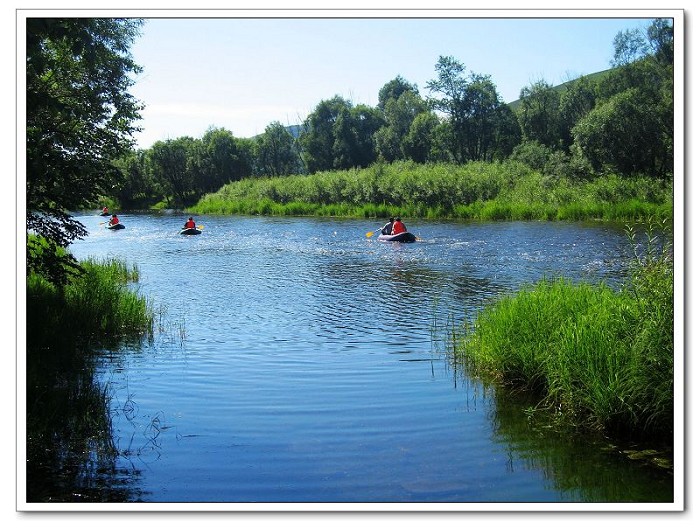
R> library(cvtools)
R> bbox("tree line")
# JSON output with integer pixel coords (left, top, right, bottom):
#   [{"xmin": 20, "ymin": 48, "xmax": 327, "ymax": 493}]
[{"xmin": 112, "ymin": 17, "xmax": 673, "ymax": 210}]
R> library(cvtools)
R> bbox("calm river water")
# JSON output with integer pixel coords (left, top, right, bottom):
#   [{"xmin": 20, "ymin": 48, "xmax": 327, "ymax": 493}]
[{"xmin": 67, "ymin": 212, "xmax": 673, "ymax": 505}]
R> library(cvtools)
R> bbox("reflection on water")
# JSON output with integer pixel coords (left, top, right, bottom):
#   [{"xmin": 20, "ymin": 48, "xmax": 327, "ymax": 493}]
[{"xmin": 25, "ymin": 213, "xmax": 673, "ymax": 504}]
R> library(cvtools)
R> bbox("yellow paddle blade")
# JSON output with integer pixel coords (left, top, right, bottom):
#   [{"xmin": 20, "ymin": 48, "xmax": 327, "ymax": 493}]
[
  {"xmin": 366, "ymin": 231, "xmax": 375, "ymax": 237},
  {"xmin": 197, "ymin": 225, "xmax": 204, "ymax": 230}
]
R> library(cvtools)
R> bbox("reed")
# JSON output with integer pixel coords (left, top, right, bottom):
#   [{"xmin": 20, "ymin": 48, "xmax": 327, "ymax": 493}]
[
  {"xmin": 189, "ymin": 161, "xmax": 672, "ymax": 222},
  {"xmin": 27, "ymin": 256, "xmax": 154, "ymax": 347},
  {"xmin": 456, "ymin": 220, "xmax": 674, "ymax": 442}
]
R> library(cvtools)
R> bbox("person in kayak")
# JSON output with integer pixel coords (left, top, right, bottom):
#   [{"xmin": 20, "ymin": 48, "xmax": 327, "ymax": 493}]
[
  {"xmin": 102, "ymin": 206, "xmax": 109, "ymax": 215},
  {"xmin": 381, "ymin": 217, "xmax": 395, "ymax": 235},
  {"xmin": 184, "ymin": 217, "xmax": 197, "ymax": 229},
  {"xmin": 391, "ymin": 217, "xmax": 407, "ymax": 235},
  {"xmin": 108, "ymin": 214, "xmax": 120, "ymax": 226}
]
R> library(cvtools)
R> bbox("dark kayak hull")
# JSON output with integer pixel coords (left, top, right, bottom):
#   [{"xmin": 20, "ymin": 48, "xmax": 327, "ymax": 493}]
[
  {"xmin": 107, "ymin": 223, "xmax": 125, "ymax": 230},
  {"xmin": 180, "ymin": 228, "xmax": 202, "ymax": 235},
  {"xmin": 378, "ymin": 232, "xmax": 416, "ymax": 243}
]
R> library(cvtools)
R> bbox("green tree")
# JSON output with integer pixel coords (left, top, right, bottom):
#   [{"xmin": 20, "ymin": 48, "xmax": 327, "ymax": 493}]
[
  {"xmin": 298, "ymin": 96, "xmax": 353, "ymax": 173},
  {"xmin": 377, "ymin": 75, "xmax": 420, "ymax": 111},
  {"xmin": 558, "ymin": 76, "xmax": 598, "ymax": 148},
  {"xmin": 147, "ymin": 137, "xmax": 197, "ymax": 206},
  {"xmin": 26, "ymin": 18, "xmax": 143, "ymax": 284},
  {"xmin": 427, "ymin": 56, "xmax": 513, "ymax": 162},
  {"xmin": 517, "ymin": 80, "xmax": 564, "ymax": 149},
  {"xmin": 200, "ymin": 127, "xmax": 253, "ymax": 188},
  {"xmin": 577, "ymin": 18, "xmax": 673, "ymax": 177},
  {"xmin": 254, "ymin": 122, "xmax": 302, "ymax": 176},
  {"xmin": 332, "ymin": 104, "xmax": 384, "ymax": 169},
  {"xmin": 113, "ymin": 149, "xmax": 160, "ymax": 208},
  {"xmin": 375, "ymin": 90, "xmax": 429, "ymax": 162},
  {"xmin": 403, "ymin": 111, "xmax": 441, "ymax": 163},
  {"xmin": 572, "ymin": 88, "xmax": 665, "ymax": 176}
]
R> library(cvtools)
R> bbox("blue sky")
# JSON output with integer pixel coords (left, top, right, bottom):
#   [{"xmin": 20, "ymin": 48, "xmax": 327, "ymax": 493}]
[{"xmin": 128, "ymin": 14, "xmax": 661, "ymax": 149}]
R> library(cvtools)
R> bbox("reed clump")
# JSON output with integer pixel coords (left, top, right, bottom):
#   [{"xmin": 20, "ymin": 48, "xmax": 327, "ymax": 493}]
[
  {"xmin": 457, "ymin": 219, "xmax": 674, "ymax": 443},
  {"xmin": 190, "ymin": 160, "xmax": 672, "ymax": 222},
  {"xmin": 27, "ymin": 255, "xmax": 154, "ymax": 347}
]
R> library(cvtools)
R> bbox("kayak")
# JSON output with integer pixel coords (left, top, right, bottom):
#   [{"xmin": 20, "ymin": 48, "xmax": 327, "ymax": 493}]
[
  {"xmin": 378, "ymin": 232, "xmax": 416, "ymax": 243},
  {"xmin": 180, "ymin": 227, "xmax": 202, "ymax": 235},
  {"xmin": 106, "ymin": 223, "xmax": 125, "ymax": 230},
  {"xmin": 99, "ymin": 212, "xmax": 110, "ymax": 216}
]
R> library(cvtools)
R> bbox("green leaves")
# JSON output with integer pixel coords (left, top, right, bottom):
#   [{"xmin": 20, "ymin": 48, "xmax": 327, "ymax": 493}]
[{"xmin": 27, "ymin": 18, "xmax": 144, "ymax": 285}]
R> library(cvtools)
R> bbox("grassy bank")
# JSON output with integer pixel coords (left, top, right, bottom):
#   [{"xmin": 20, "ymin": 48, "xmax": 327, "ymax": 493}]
[
  {"xmin": 26, "ymin": 254, "xmax": 155, "ymax": 501},
  {"xmin": 455, "ymin": 222, "xmax": 673, "ymax": 443},
  {"xmin": 27, "ymin": 257, "xmax": 154, "ymax": 346},
  {"xmin": 190, "ymin": 160, "xmax": 672, "ymax": 222}
]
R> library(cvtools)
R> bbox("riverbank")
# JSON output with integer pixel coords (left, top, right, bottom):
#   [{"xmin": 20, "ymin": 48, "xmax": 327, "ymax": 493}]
[
  {"xmin": 26, "ymin": 255, "xmax": 155, "ymax": 501},
  {"xmin": 453, "ymin": 221, "xmax": 674, "ymax": 448},
  {"xmin": 189, "ymin": 160, "xmax": 672, "ymax": 222}
]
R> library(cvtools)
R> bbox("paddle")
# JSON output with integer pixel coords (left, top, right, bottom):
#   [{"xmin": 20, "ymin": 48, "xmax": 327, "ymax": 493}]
[{"xmin": 366, "ymin": 228, "xmax": 380, "ymax": 237}]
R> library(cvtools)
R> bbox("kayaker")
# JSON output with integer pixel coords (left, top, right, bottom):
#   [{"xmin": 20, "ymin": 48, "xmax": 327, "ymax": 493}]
[
  {"xmin": 381, "ymin": 217, "xmax": 395, "ymax": 235},
  {"xmin": 108, "ymin": 214, "xmax": 120, "ymax": 226},
  {"xmin": 184, "ymin": 217, "xmax": 196, "ymax": 229},
  {"xmin": 391, "ymin": 217, "xmax": 407, "ymax": 235},
  {"xmin": 102, "ymin": 206, "xmax": 109, "ymax": 215}
]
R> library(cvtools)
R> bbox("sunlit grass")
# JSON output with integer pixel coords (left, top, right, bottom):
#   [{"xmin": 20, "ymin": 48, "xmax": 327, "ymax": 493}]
[
  {"xmin": 455, "ymin": 220, "xmax": 674, "ymax": 442},
  {"xmin": 27, "ymin": 256, "xmax": 154, "ymax": 345},
  {"xmin": 189, "ymin": 160, "xmax": 672, "ymax": 222}
]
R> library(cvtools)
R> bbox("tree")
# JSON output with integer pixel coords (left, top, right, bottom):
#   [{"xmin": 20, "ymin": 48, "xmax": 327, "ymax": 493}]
[
  {"xmin": 332, "ymin": 104, "xmax": 383, "ymax": 169},
  {"xmin": 26, "ymin": 18, "xmax": 143, "ymax": 285},
  {"xmin": 200, "ymin": 127, "xmax": 253, "ymax": 187},
  {"xmin": 572, "ymin": 88, "xmax": 665, "ymax": 176},
  {"xmin": 612, "ymin": 18, "xmax": 673, "ymax": 68},
  {"xmin": 375, "ymin": 90, "xmax": 428, "ymax": 162},
  {"xmin": 517, "ymin": 80, "xmax": 563, "ymax": 149},
  {"xmin": 147, "ymin": 137, "xmax": 197, "ymax": 206},
  {"xmin": 113, "ymin": 149, "xmax": 160, "ymax": 208},
  {"xmin": 254, "ymin": 122, "xmax": 302, "ymax": 176},
  {"xmin": 427, "ymin": 56, "xmax": 513, "ymax": 162},
  {"xmin": 578, "ymin": 18, "xmax": 673, "ymax": 177},
  {"xmin": 558, "ymin": 76, "xmax": 598, "ymax": 148},
  {"xmin": 377, "ymin": 75, "xmax": 420, "ymax": 111},
  {"xmin": 298, "ymin": 96, "xmax": 352, "ymax": 173},
  {"xmin": 403, "ymin": 111, "xmax": 441, "ymax": 163}
]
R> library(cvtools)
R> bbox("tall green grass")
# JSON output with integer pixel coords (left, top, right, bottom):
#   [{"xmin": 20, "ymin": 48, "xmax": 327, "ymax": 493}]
[
  {"xmin": 455, "ymin": 220, "xmax": 674, "ymax": 442},
  {"xmin": 26, "ymin": 255, "xmax": 153, "ymax": 501},
  {"xmin": 190, "ymin": 160, "xmax": 672, "ymax": 222},
  {"xmin": 27, "ymin": 256, "xmax": 154, "ymax": 347}
]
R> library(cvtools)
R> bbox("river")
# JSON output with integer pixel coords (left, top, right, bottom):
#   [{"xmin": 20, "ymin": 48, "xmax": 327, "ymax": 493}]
[{"xmin": 65, "ymin": 212, "xmax": 673, "ymax": 505}]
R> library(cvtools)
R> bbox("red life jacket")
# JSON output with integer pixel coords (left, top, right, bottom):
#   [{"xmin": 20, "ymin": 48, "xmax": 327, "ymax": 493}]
[
  {"xmin": 392, "ymin": 221, "xmax": 406, "ymax": 234},
  {"xmin": 185, "ymin": 220, "xmax": 196, "ymax": 229}
]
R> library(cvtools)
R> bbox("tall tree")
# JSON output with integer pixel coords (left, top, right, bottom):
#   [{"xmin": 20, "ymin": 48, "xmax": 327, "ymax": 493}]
[
  {"xmin": 403, "ymin": 111, "xmax": 441, "ymax": 163},
  {"xmin": 254, "ymin": 122, "xmax": 302, "ymax": 176},
  {"xmin": 298, "ymin": 96, "xmax": 352, "ymax": 173},
  {"xmin": 200, "ymin": 127, "xmax": 253, "ymax": 188},
  {"xmin": 558, "ymin": 76, "xmax": 598, "ymax": 148},
  {"xmin": 573, "ymin": 87, "xmax": 667, "ymax": 177},
  {"xmin": 578, "ymin": 18, "xmax": 673, "ymax": 177},
  {"xmin": 427, "ymin": 56, "xmax": 512, "ymax": 162},
  {"xmin": 147, "ymin": 137, "xmax": 197, "ymax": 206},
  {"xmin": 375, "ymin": 90, "xmax": 428, "ymax": 162},
  {"xmin": 517, "ymin": 80, "xmax": 563, "ymax": 149},
  {"xmin": 377, "ymin": 75, "xmax": 420, "ymax": 111},
  {"xmin": 332, "ymin": 104, "xmax": 384, "ymax": 169},
  {"xmin": 26, "ymin": 18, "xmax": 143, "ymax": 284}
]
